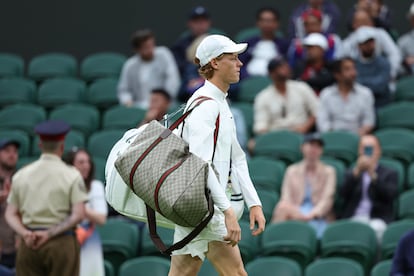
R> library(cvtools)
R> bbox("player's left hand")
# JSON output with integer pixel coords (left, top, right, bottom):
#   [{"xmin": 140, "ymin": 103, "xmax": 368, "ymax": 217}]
[
  {"xmin": 249, "ymin": 205, "xmax": 266, "ymax": 236},
  {"xmin": 32, "ymin": 230, "xmax": 50, "ymax": 250}
]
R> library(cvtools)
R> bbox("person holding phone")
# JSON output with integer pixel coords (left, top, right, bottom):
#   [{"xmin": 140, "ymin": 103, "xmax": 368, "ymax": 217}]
[{"xmin": 339, "ymin": 134, "xmax": 398, "ymax": 241}]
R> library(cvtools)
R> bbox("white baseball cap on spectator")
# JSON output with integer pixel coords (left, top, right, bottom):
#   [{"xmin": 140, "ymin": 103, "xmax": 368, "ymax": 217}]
[
  {"xmin": 410, "ymin": 2, "xmax": 414, "ymax": 16},
  {"xmin": 195, "ymin": 35, "xmax": 247, "ymax": 67},
  {"xmin": 303, "ymin": 33, "xmax": 328, "ymax": 51},
  {"xmin": 356, "ymin": 26, "xmax": 376, "ymax": 44}
]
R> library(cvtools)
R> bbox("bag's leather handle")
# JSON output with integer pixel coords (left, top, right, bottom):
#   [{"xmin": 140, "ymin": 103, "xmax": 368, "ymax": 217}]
[{"xmin": 146, "ymin": 188, "xmax": 214, "ymax": 256}]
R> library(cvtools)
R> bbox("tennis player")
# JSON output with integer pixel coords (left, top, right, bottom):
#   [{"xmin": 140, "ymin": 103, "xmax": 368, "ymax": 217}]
[{"xmin": 169, "ymin": 34, "xmax": 266, "ymax": 276}]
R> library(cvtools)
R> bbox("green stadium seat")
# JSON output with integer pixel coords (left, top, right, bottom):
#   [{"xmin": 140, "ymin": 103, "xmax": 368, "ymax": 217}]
[
  {"xmin": 246, "ymin": 256, "xmax": 302, "ymax": 276},
  {"xmin": 321, "ymin": 220, "xmax": 377, "ymax": 272},
  {"xmin": 321, "ymin": 131, "xmax": 359, "ymax": 166},
  {"xmin": 261, "ymin": 221, "xmax": 317, "ymax": 268},
  {"xmin": 49, "ymin": 103, "xmax": 99, "ymax": 137},
  {"xmin": 398, "ymin": 190, "xmax": 414, "ymax": 219},
  {"xmin": 102, "ymin": 106, "xmax": 146, "ymax": 130},
  {"xmin": 31, "ymin": 130, "xmax": 85, "ymax": 157},
  {"xmin": 37, "ymin": 78, "xmax": 86, "ymax": 108},
  {"xmin": 305, "ymin": 258, "xmax": 364, "ymax": 276},
  {"xmin": 28, "ymin": 53, "xmax": 77, "ymax": 81},
  {"xmin": 235, "ymin": 27, "xmax": 284, "ymax": 42},
  {"xmin": 0, "ymin": 53, "xmax": 24, "ymax": 78},
  {"xmin": 377, "ymin": 102, "xmax": 414, "ymax": 130},
  {"xmin": 379, "ymin": 157, "xmax": 405, "ymax": 192},
  {"xmin": 253, "ymin": 131, "xmax": 303, "ymax": 164},
  {"xmin": 257, "ymin": 189, "xmax": 279, "ymax": 223},
  {"xmin": 93, "ymin": 157, "xmax": 106, "ymax": 183},
  {"xmin": 86, "ymin": 77, "xmax": 119, "ymax": 110},
  {"xmin": 321, "ymin": 157, "xmax": 346, "ymax": 215},
  {"xmin": 247, "ymin": 157, "xmax": 286, "ymax": 192},
  {"xmin": 0, "ymin": 78, "xmax": 36, "ymax": 107},
  {"xmin": 375, "ymin": 128, "xmax": 414, "ymax": 165},
  {"xmin": 0, "ymin": 130, "xmax": 30, "ymax": 156},
  {"xmin": 408, "ymin": 163, "xmax": 414, "ymax": 189},
  {"xmin": 118, "ymin": 256, "xmax": 170, "ymax": 276},
  {"xmin": 96, "ymin": 219, "xmax": 139, "ymax": 275},
  {"xmin": 80, "ymin": 52, "xmax": 126, "ymax": 81},
  {"xmin": 104, "ymin": 259, "xmax": 115, "ymax": 276},
  {"xmin": 88, "ymin": 130, "xmax": 124, "ymax": 159},
  {"xmin": 238, "ymin": 220, "xmax": 261, "ymax": 264},
  {"xmin": 198, "ymin": 260, "xmax": 218, "ymax": 276},
  {"xmin": 0, "ymin": 104, "xmax": 46, "ymax": 135},
  {"xmin": 231, "ymin": 102, "xmax": 254, "ymax": 138},
  {"xmin": 238, "ymin": 76, "xmax": 271, "ymax": 103},
  {"xmin": 370, "ymin": 259, "xmax": 392, "ymax": 276},
  {"xmin": 140, "ymin": 225, "xmax": 174, "ymax": 257},
  {"xmin": 381, "ymin": 220, "xmax": 414, "ymax": 260},
  {"xmin": 16, "ymin": 156, "xmax": 38, "ymax": 169},
  {"xmin": 395, "ymin": 76, "xmax": 414, "ymax": 101}
]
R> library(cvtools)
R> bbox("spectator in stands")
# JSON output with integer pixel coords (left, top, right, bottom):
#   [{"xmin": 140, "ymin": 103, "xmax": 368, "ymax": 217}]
[
  {"xmin": 239, "ymin": 7, "xmax": 289, "ymax": 79},
  {"xmin": 288, "ymin": 9, "xmax": 342, "ymax": 65},
  {"xmin": 347, "ymin": 0, "xmax": 392, "ymax": 33},
  {"xmin": 292, "ymin": 33, "xmax": 335, "ymax": 95},
  {"xmin": 118, "ymin": 29, "xmax": 180, "ymax": 109},
  {"xmin": 391, "ymin": 229, "xmax": 414, "ymax": 275},
  {"xmin": 63, "ymin": 148, "xmax": 108, "ymax": 276},
  {"xmin": 398, "ymin": 3, "xmax": 414, "ymax": 76},
  {"xmin": 254, "ymin": 57, "xmax": 319, "ymax": 135},
  {"xmin": 0, "ymin": 139, "xmax": 19, "ymax": 194},
  {"xmin": 171, "ymin": 6, "xmax": 215, "ymax": 77},
  {"xmin": 0, "ymin": 177, "xmax": 15, "ymax": 276},
  {"xmin": 140, "ymin": 89, "xmax": 172, "ymax": 125},
  {"xmin": 354, "ymin": 27, "xmax": 391, "ymax": 108},
  {"xmin": 272, "ymin": 133, "xmax": 336, "ymax": 238},
  {"xmin": 340, "ymin": 135, "xmax": 398, "ymax": 241},
  {"xmin": 317, "ymin": 58, "xmax": 375, "ymax": 135},
  {"xmin": 288, "ymin": 0, "xmax": 341, "ymax": 39},
  {"xmin": 179, "ymin": 34, "xmax": 207, "ymax": 101},
  {"xmin": 341, "ymin": 10, "xmax": 401, "ymax": 79},
  {"xmin": 0, "ymin": 139, "xmax": 19, "ymax": 274}
]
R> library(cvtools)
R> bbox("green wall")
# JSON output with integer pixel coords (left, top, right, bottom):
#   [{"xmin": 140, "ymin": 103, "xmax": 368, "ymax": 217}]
[{"xmin": 0, "ymin": 0, "xmax": 411, "ymax": 61}]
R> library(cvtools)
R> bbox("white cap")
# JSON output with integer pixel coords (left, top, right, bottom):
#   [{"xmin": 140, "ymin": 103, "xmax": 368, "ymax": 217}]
[
  {"xmin": 410, "ymin": 2, "xmax": 414, "ymax": 15},
  {"xmin": 303, "ymin": 33, "xmax": 328, "ymax": 50},
  {"xmin": 355, "ymin": 26, "xmax": 376, "ymax": 44},
  {"xmin": 195, "ymin": 35, "xmax": 248, "ymax": 67}
]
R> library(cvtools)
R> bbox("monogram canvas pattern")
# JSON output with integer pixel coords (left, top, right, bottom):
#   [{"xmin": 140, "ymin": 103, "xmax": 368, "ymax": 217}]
[{"xmin": 115, "ymin": 120, "xmax": 210, "ymax": 227}]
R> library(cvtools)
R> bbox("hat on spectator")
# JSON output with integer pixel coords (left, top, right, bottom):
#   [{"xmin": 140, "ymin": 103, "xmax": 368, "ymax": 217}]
[
  {"xmin": 34, "ymin": 120, "xmax": 70, "ymax": 141},
  {"xmin": 303, "ymin": 133, "xmax": 324, "ymax": 147},
  {"xmin": 189, "ymin": 6, "xmax": 210, "ymax": 20},
  {"xmin": 409, "ymin": 3, "xmax": 414, "ymax": 16},
  {"xmin": 267, "ymin": 57, "xmax": 288, "ymax": 73},
  {"xmin": 195, "ymin": 34, "xmax": 247, "ymax": 67},
  {"xmin": 0, "ymin": 139, "xmax": 20, "ymax": 151},
  {"xmin": 355, "ymin": 26, "xmax": 376, "ymax": 44},
  {"xmin": 301, "ymin": 9, "xmax": 323, "ymax": 21},
  {"xmin": 303, "ymin": 33, "xmax": 328, "ymax": 50}
]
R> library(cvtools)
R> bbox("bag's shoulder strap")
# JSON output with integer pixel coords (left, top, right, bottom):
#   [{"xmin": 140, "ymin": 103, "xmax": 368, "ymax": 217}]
[
  {"xmin": 146, "ymin": 188, "xmax": 214, "ymax": 256},
  {"xmin": 175, "ymin": 96, "xmax": 220, "ymax": 161}
]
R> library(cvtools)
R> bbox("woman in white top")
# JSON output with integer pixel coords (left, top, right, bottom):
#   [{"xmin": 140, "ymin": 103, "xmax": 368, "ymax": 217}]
[
  {"xmin": 169, "ymin": 35, "xmax": 266, "ymax": 276},
  {"xmin": 64, "ymin": 149, "xmax": 108, "ymax": 276}
]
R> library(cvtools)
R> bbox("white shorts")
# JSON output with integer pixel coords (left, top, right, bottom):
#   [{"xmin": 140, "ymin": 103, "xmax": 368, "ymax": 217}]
[{"xmin": 171, "ymin": 205, "xmax": 243, "ymax": 260}]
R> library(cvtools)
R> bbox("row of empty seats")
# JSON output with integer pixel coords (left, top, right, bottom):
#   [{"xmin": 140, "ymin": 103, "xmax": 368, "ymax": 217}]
[
  {"xmin": 0, "ymin": 52, "xmax": 125, "ymax": 81},
  {"xmin": 100, "ymin": 218, "xmax": 412, "ymax": 276},
  {"xmin": 0, "ymin": 77, "xmax": 119, "ymax": 110},
  {"xmin": 105, "ymin": 256, "xmax": 389, "ymax": 276}
]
